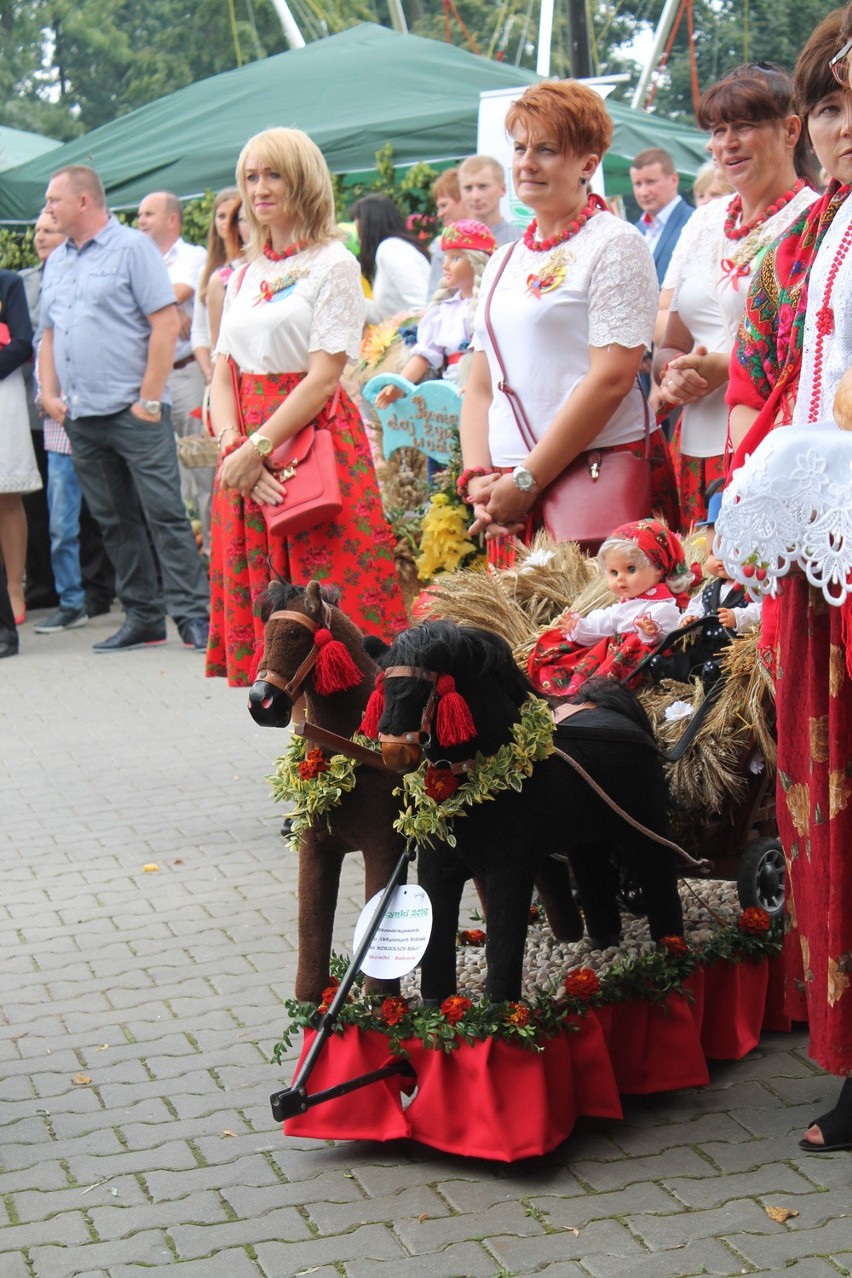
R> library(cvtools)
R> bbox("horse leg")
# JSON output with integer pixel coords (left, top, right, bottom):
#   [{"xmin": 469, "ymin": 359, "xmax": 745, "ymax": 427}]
[
  {"xmin": 418, "ymin": 848, "xmax": 467, "ymax": 1002},
  {"xmin": 568, "ymin": 841, "xmax": 623, "ymax": 947},
  {"xmin": 483, "ymin": 871, "xmax": 536, "ymax": 1002},
  {"xmin": 627, "ymin": 839, "xmax": 684, "ymax": 941},
  {"xmin": 294, "ymin": 828, "xmax": 345, "ymax": 1004},
  {"xmin": 534, "ymin": 857, "xmax": 584, "ymax": 942}
]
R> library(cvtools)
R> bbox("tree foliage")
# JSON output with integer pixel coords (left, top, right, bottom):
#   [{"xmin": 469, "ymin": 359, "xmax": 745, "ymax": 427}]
[{"xmin": 0, "ymin": 0, "xmax": 838, "ymax": 146}]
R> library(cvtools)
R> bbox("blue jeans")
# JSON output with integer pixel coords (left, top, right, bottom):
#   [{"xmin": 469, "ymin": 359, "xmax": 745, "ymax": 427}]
[
  {"xmin": 46, "ymin": 452, "xmax": 84, "ymax": 611},
  {"xmin": 65, "ymin": 406, "xmax": 209, "ymax": 628}
]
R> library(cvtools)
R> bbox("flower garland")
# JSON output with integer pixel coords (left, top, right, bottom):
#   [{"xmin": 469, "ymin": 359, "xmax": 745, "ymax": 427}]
[
  {"xmin": 392, "ymin": 695, "xmax": 555, "ymax": 849},
  {"xmin": 268, "ymin": 733, "xmax": 381, "ymax": 848},
  {"xmin": 274, "ymin": 910, "xmax": 782, "ymax": 1058}
]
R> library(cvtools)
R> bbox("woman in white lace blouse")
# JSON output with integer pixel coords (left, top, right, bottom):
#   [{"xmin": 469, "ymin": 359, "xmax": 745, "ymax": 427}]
[{"xmin": 459, "ymin": 80, "xmax": 678, "ymax": 562}]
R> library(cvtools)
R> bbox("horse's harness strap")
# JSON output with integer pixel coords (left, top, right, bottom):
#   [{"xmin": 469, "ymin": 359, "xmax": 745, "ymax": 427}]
[
  {"xmin": 380, "ymin": 664, "xmax": 441, "ymax": 747},
  {"xmin": 294, "ymin": 722, "xmax": 398, "ymax": 775},
  {"xmin": 260, "ymin": 605, "xmax": 334, "ymax": 701},
  {"xmin": 551, "ymin": 701, "xmax": 595, "ymax": 725},
  {"xmin": 552, "ymin": 745, "xmax": 711, "ymax": 873}
]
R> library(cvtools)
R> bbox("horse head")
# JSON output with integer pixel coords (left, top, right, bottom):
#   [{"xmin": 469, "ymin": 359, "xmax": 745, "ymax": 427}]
[
  {"xmin": 247, "ymin": 579, "xmax": 375, "ymax": 729},
  {"xmin": 371, "ymin": 620, "xmax": 533, "ymax": 771}
]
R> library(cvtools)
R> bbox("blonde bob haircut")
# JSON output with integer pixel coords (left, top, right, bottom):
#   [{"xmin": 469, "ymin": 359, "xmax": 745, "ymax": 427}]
[
  {"xmin": 236, "ymin": 127, "xmax": 338, "ymax": 254},
  {"xmin": 505, "ymin": 81, "xmax": 613, "ymax": 159}
]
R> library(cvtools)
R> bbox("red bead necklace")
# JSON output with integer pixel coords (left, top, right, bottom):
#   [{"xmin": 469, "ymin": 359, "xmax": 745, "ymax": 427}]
[
  {"xmin": 723, "ymin": 177, "xmax": 807, "ymax": 241},
  {"xmin": 808, "ymin": 216, "xmax": 852, "ymax": 423},
  {"xmin": 263, "ymin": 238, "xmax": 308, "ymax": 262},
  {"xmin": 523, "ymin": 194, "xmax": 607, "ymax": 252}
]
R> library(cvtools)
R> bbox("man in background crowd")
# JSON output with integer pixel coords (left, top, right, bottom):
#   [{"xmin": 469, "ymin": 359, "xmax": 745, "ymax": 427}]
[
  {"xmin": 630, "ymin": 146, "xmax": 693, "ymax": 284},
  {"xmin": 427, "ymin": 154, "xmax": 523, "ymax": 294}
]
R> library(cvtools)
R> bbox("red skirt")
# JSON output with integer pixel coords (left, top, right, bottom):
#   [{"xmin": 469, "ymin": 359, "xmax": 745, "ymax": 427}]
[
  {"xmin": 668, "ymin": 418, "xmax": 725, "ymax": 530},
  {"xmin": 487, "ymin": 430, "xmax": 681, "ymax": 570},
  {"xmin": 206, "ymin": 372, "xmax": 408, "ymax": 686},
  {"xmin": 775, "ymin": 578, "xmax": 852, "ymax": 1074},
  {"xmin": 528, "ymin": 629, "xmax": 648, "ymax": 698}
]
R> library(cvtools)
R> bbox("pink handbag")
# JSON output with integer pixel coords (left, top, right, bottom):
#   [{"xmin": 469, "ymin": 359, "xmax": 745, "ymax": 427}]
[{"xmin": 483, "ymin": 243, "xmax": 653, "ymax": 550}]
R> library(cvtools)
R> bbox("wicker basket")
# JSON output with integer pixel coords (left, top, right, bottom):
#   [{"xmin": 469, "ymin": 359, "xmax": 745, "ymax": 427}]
[{"xmin": 176, "ymin": 434, "xmax": 219, "ymax": 469}]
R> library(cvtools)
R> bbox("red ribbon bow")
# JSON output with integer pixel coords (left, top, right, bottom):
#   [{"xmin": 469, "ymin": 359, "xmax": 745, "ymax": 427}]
[{"xmin": 720, "ymin": 259, "xmax": 752, "ymax": 291}]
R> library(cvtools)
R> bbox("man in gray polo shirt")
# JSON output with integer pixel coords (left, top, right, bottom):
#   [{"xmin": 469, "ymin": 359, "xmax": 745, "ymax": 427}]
[{"xmin": 39, "ymin": 165, "xmax": 210, "ymax": 653}]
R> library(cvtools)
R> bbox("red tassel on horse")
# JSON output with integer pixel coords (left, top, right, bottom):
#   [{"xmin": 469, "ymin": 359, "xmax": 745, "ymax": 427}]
[
  {"xmin": 359, "ymin": 672, "xmax": 385, "ymax": 738},
  {"xmin": 435, "ymin": 674, "xmax": 476, "ymax": 746},
  {"xmin": 248, "ymin": 639, "xmax": 266, "ymax": 684},
  {"xmin": 313, "ymin": 628, "xmax": 363, "ymax": 696}
]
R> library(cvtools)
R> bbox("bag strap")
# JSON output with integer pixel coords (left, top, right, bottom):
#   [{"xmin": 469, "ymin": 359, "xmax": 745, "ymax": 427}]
[{"xmin": 483, "ymin": 240, "xmax": 653, "ymax": 462}]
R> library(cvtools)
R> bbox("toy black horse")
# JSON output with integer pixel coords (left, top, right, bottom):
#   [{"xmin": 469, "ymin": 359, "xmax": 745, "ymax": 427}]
[{"xmin": 374, "ymin": 620, "xmax": 685, "ymax": 1003}]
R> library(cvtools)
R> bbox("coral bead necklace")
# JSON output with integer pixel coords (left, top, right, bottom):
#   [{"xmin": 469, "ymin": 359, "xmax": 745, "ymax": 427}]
[
  {"xmin": 723, "ymin": 177, "xmax": 807, "ymax": 241},
  {"xmin": 808, "ymin": 217, "xmax": 852, "ymax": 423},
  {"xmin": 263, "ymin": 238, "xmax": 308, "ymax": 261},
  {"xmin": 523, "ymin": 194, "xmax": 607, "ymax": 252}
]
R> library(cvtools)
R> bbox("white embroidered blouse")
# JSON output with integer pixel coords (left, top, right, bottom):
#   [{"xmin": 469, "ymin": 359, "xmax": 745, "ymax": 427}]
[{"xmin": 561, "ymin": 586, "xmax": 682, "ymax": 647}]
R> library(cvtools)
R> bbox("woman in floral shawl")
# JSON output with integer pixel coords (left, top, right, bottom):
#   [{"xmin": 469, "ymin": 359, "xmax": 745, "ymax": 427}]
[{"xmin": 726, "ymin": 7, "xmax": 852, "ymax": 1152}]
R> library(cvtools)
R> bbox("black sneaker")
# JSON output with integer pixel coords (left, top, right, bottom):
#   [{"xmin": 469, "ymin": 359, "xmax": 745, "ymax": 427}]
[
  {"xmin": 83, "ymin": 597, "xmax": 112, "ymax": 618},
  {"xmin": 34, "ymin": 606, "xmax": 88, "ymax": 634},
  {"xmin": 93, "ymin": 621, "xmax": 167, "ymax": 653},
  {"xmin": 178, "ymin": 617, "xmax": 209, "ymax": 652}
]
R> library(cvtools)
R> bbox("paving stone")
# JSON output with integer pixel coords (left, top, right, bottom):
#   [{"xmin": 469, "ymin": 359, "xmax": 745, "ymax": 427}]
[
  {"xmin": 663, "ymin": 1162, "xmax": 819, "ymax": 1208},
  {"xmin": 569, "ymin": 1145, "xmax": 713, "ymax": 1190},
  {"xmin": 630, "ymin": 1198, "xmax": 786, "ymax": 1249},
  {"xmin": 346, "ymin": 1240, "xmax": 503, "ymax": 1277},
  {"xmin": 254, "ymin": 1222, "xmax": 407, "ymax": 1271},
  {"xmin": 730, "ymin": 1218, "xmax": 852, "ymax": 1268},
  {"xmin": 307, "ymin": 1184, "xmax": 450, "ymax": 1234},
  {"xmin": 0, "ymin": 1255, "xmax": 37, "ymax": 1278},
  {"xmin": 531, "ymin": 1181, "xmax": 682, "ymax": 1227},
  {"xmin": 487, "ymin": 1218, "xmax": 646, "ymax": 1269},
  {"xmin": 28, "ymin": 1230, "xmax": 174, "ymax": 1277},
  {"xmin": 87, "ymin": 1189, "xmax": 231, "ymax": 1240},
  {"xmin": 582, "ymin": 1237, "xmax": 746, "ymax": 1278},
  {"xmin": 170, "ymin": 1205, "xmax": 313, "ymax": 1257}
]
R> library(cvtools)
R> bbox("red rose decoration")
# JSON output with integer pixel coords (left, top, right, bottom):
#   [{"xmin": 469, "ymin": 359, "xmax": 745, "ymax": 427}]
[
  {"xmin": 298, "ymin": 747, "xmax": 329, "ymax": 780},
  {"xmin": 564, "ymin": 967, "xmax": 600, "ymax": 1000},
  {"xmin": 380, "ymin": 996, "xmax": 409, "ymax": 1026},
  {"xmin": 440, "ymin": 994, "xmax": 473, "ymax": 1025},
  {"xmin": 738, "ymin": 907, "xmax": 771, "ymax": 935},
  {"xmin": 506, "ymin": 1002, "xmax": 530, "ymax": 1027},
  {"xmin": 424, "ymin": 766, "xmax": 460, "ymax": 802},
  {"xmin": 659, "ymin": 935, "xmax": 689, "ymax": 957},
  {"xmin": 458, "ymin": 929, "xmax": 486, "ymax": 946},
  {"xmin": 529, "ymin": 904, "xmax": 542, "ymax": 924}
]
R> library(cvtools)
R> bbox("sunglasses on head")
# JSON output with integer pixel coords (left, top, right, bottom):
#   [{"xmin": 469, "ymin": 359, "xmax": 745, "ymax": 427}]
[{"xmin": 830, "ymin": 38, "xmax": 852, "ymax": 87}]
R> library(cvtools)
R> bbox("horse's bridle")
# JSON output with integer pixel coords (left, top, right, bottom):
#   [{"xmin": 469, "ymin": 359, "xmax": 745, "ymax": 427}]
[
  {"xmin": 256, "ymin": 603, "xmax": 335, "ymax": 703},
  {"xmin": 377, "ymin": 664, "xmax": 440, "ymax": 747}
]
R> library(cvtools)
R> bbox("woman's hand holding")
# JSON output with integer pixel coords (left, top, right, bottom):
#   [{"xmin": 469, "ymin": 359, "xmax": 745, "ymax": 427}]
[
  {"xmin": 219, "ymin": 439, "xmax": 275, "ymax": 500},
  {"xmin": 467, "ymin": 472, "xmax": 534, "ymax": 538},
  {"xmin": 662, "ymin": 345, "xmax": 728, "ymax": 405}
]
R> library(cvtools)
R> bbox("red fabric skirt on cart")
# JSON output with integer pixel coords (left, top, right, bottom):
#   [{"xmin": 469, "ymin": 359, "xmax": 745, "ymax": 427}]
[
  {"xmin": 486, "ymin": 430, "xmax": 681, "ymax": 570},
  {"xmin": 668, "ymin": 418, "xmax": 725, "ymax": 531},
  {"xmin": 206, "ymin": 371, "xmax": 408, "ymax": 686}
]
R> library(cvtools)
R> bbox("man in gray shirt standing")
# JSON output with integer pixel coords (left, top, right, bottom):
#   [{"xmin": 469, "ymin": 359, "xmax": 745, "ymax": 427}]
[{"xmin": 39, "ymin": 165, "xmax": 210, "ymax": 653}]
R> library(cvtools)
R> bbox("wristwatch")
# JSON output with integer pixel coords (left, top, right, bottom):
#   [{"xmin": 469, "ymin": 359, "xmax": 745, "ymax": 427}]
[
  {"xmin": 511, "ymin": 464, "xmax": 537, "ymax": 493},
  {"xmin": 249, "ymin": 433, "xmax": 274, "ymax": 458},
  {"xmin": 138, "ymin": 399, "xmax": 161, "ymax": 415}
]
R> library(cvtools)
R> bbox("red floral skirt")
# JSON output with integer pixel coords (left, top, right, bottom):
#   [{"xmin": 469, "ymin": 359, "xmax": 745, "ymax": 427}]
[
  {"xmin": 487, "ymin": 430, "xmax": 681, "ymax": 570},
  {"xmin": 528, "ymin": 629, "xmax": 648, "ymax": 698},
  {"xmin": 775, "ymin": 578, "xmax": 852, "ymax": 1074},
  {"xmin": 668, "ymin": 419, "xmax": 725, "ymax": 530},
  {"xmin": 206, "ymin": 371, "xmax": 408, "ymax": 686}
]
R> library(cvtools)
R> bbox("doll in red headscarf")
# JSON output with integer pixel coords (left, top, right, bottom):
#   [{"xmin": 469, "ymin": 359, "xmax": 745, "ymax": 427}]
[{"xmin": 528, "ymin": 519, "xmax": 698, "ymax": 698}]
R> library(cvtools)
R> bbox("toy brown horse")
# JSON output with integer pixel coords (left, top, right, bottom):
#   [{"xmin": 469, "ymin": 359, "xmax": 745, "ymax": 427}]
[
  {"xmin": 249, "ymin": 581, "xmax": 583, "ymax": 1002},
  {"xmin": 248, "ymin": 580, "xmax": 406, "ymax": 1004}
]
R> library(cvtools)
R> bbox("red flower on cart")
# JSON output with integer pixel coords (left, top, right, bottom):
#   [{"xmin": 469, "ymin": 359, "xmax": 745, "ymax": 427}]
[
  {"xmin": 380, "ymin": 996, "xmax": 409, "ymax": 1026},
  {"xmin": 659, "ymin": 935, "xmax": 689, "ymax": 957},
  {"xmin": 458, "ymin": 929, "xmax": 486, "ymax": 946},
  {"xmin": 738, "ymin": 907, "xmax": 771, "ymax": 935},
  {"xmin": 424, "ymin": 766, "xmax": 460, "ymax": 802},
  {"xmin": 441, "ymin": 994, "xmax": 473, "ymax": 1024},
  {"xmin": 564, "ymin": 968, "xmax": 600, "ymax": 1000},
  {"xmin": 298, "ymin": 747, "xmax": 329, "ymax": 780},
  {"xmin": 506, "ymin": 1002, "xmax": 531, "ymax": 1028}
]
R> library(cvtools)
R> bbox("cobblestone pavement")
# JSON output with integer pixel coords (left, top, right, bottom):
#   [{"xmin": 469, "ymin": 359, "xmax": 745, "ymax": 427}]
[{"xmin": 3, "ymin": 609, "xmax": 851, "ymax": 1278}]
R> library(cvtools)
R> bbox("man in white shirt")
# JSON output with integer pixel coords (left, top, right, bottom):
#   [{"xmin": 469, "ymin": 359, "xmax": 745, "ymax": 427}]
[
  {"xmin": 138, "ymin": 191, "xmax": 212, "ymax": 550},
  {"xmin": 629, "ymin": 148, "xmax": 693, "ymax": 285},
  {"xmin": 427, "ymin": 156, "xmax": 523, "ymax": 295}
]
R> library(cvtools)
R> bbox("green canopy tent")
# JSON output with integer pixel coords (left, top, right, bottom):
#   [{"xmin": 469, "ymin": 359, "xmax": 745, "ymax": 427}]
[
  {"xmin": 0, "ymin": 125, "xmax": 60, "ymax": 175},
  {"xmin": 0, "ymin": 23, "xmax": 708, "ymax": 222}
]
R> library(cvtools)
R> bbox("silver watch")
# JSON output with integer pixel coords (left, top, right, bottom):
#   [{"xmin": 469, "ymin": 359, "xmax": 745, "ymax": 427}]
[
  {"xmin": 511, "ymin": 464, "xmax": 537, "ymax": 493},
  {"xmin": 138, "ymin": 399, "xmax": 162, "ymax": 415}
]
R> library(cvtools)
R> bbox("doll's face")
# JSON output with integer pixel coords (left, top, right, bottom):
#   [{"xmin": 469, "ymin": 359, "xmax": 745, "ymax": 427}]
[
  {"xmin": 704, "ymin": 526, "xmax": 731, "ymax": 579},
  {"xmin": 603, "ymin": 549, "xmax": 663, "ymax": 600},
  {"xmin": 442, "ymin": 250, "xmax": 475, "ymax": 297}
]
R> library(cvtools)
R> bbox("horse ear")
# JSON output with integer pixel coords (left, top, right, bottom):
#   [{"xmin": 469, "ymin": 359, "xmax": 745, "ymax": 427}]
[{"xmin": 304, "ymin": 580, "xmax": 323, "ymax": 622}]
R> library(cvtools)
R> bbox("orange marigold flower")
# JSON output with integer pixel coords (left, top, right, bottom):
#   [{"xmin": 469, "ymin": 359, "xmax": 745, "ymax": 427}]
[
  {"xmin": 659, "ymin": 935, "xmax": 689, "ymax": 957},
  {"xmin": 458, "ymin": 929, "xmax": 486, "ymax": 946},
  {"xmin": 440, "ymin": 994, "xmax": 473, "ymax": 1024},
  {"xmin": 738, "ymin": 906, "xmax": 771, "ymax": 935},
  {"xmin": 564, "ymin": 967, "xmax": 600, "ymax": 1000},
  {"xmin": 529, "ymin": 904, "xmax": 542, "ymax": 924},
  {"xmin": 424, "ymin": 766, "xmax": 461, "ymax": 802},
  {"xmin": 380, "ymin": 996, "xmax": 409, "ymax": 1026},
  {"xmin": 320, "ymin": 979, "xmax": 340, "ymax": 1009},
  {"xmin": 506, "ymin": 1002, "xmax": 531, "ymax": 1027},
  {"xmin": 298, "ymin": 747, "xmax": 329, "ymax": 780}
]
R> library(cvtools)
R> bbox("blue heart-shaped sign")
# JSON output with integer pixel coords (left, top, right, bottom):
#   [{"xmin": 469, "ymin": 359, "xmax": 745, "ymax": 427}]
[{"xmin": 363, "ymin": 374, "xmax": 461, "ymax": 465}]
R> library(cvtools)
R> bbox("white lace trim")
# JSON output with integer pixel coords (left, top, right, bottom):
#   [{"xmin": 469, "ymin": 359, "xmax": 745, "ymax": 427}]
[{"xmin": 716, "ymin": 424, "xmax": 852, "ymax": 605}]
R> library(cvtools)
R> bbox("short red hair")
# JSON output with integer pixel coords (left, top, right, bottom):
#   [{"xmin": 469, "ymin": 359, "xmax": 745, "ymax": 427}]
[{"xmin": 505, "ymin": 81, "xmax": 613, "ymax": 158}]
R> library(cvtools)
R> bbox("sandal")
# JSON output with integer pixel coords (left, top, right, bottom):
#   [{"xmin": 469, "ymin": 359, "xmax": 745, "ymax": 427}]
[{"xmin": 799, "ymin": 1077, "xmax": 852, "ymax": 1152}]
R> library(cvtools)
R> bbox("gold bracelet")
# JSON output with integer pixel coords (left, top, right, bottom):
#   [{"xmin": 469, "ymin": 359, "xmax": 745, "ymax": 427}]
[{"xmin": 215, "ymin": 427, "xmax": 237, "ymax": 449}]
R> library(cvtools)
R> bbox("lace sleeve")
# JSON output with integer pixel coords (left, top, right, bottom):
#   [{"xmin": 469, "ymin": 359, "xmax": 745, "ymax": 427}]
[
  {"xmin": 588, "ymin": 231, "xmax": 657, "ymax": 349},
  {"xmin": 309, "ymin": 253, "xmax": 365, "ymax": 361}
]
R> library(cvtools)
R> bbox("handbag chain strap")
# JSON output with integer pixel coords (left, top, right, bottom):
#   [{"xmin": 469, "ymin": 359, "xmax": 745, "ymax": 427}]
[{"xmin": 482, "ymin": 240, "xmax": 652, "ymax": 464}]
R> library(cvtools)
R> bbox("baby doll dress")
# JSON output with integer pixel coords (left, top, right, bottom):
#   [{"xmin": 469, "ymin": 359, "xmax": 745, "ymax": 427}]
[
  {"xmin": 207, "ymin": 241, "xmax": 408, "ymax": 686},
  {"xmin": 409, "ymin": 294, "xmax": 473, "ymax": 385},
  {"xmin": 529, "ymin": 586, "xmax": 682, "ymax": 698}
]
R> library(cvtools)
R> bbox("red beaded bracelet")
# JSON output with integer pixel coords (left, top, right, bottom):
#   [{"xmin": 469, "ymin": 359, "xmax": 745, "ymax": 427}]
[{"xmin": 456, "ymin": 466, "xmax": 489, "ymax": 503}]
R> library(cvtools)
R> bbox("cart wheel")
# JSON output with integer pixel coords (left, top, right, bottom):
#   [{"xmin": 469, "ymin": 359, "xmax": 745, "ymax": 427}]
[{"xmin": 737, "ymin": 837, "xmax": 785, "ymax": 919}]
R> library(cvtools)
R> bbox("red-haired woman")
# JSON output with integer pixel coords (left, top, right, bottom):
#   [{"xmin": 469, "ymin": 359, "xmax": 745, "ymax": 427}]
[
  {"xmin": 654, "ymin": 64, "xmax": 817, "ymax": 526},
  {"xmin": 459, "ymin": 80, "xmax": 678, "ymax": 561}
]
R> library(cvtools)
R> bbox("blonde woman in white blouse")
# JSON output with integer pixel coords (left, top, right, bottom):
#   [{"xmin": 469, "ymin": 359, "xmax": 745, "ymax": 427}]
[{"xmin": 459, "ymin": 80, "xmax": 679, "ymax": 561}]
